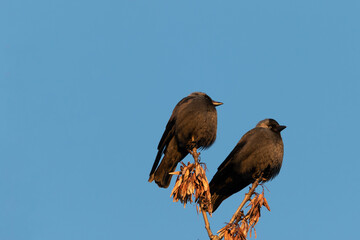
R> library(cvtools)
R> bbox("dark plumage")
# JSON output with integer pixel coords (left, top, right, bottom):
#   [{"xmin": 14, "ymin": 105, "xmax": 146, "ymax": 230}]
[
  {"xmin": 210, "ymin": 119, "xmax": 286, "ymax": 212},
  {"xmin": 149, "ymin": 92, "xmax": 223, "ymax": 188}
]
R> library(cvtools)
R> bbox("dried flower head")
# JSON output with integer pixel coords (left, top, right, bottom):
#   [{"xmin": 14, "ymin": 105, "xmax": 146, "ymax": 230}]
[
  {"xmin": 218, "ymin": 221, "xmax": 248, "ymax": 240},
  {"xmin": 218, "ymin": 185, "xmax": 271, "ymax": 240},
  {"xmin": 170, "ymin": 160, "xmax": 212, "ymax": 213},
  {"xmin": 246, "ymin": 190, "xmax": 270, "ymax": 237}
]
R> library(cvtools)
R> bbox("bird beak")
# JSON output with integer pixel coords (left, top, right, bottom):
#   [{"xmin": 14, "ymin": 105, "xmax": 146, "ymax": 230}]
[
  {"xmin": 212, "ymin": 101, "xmax": 223, "ymax": 107},
  {"xmin": 277, "ymin": 125, "xmax": 286, "ymax": 132}
]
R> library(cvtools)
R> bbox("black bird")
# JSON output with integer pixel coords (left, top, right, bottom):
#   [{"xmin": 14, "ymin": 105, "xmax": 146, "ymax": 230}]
[
  {"xmin": 149, "ymin": 92, "xmax": 223, "ymax": 188},
  {"xmin": 210, "ymin": 119, "xmax": 286, "ymax": 212}
]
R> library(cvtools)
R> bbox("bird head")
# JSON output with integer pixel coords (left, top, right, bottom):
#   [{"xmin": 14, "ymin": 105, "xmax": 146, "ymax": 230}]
[
  {"xmin": 256, "ymin": 119, "xmax": 286, "ymax": 133},
  {"xmin": 188, "ymin": 92, "xmax": 223, "ymax": 107}
]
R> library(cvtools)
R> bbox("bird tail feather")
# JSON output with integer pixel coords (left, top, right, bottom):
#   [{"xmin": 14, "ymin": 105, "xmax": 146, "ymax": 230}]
[
  {"xmin": 149, "ymin": 155, "xmax": 178, "ymax": 188},
  {"xmin": 148, "ymin": 150, "xmax": 163, "ymax": 183},
  {"xmin": 211, "ymin": 193, "xmax": 227, "ymax": 213},
  {"xmin": 211, "ymin": 178, "xmax": 253, "ymax": 213}
]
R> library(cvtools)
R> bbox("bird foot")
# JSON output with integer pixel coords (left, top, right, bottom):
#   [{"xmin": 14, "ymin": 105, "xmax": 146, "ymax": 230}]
[{"xmin": 188, "ymin": 147, "xmax": 201, "ymax": 163}]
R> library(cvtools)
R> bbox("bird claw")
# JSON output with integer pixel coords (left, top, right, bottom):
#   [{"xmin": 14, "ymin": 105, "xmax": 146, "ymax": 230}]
[
  {"xmin": 187, "ymin": 141, "xmax": 198, "ymax": 151},
  {"xmin": 252, "ymin": 172, "xmax": 265, "ymax": 182},
  {"xmin": 187, "ymin": 147, "xmax": 201, "ymax": 164}
]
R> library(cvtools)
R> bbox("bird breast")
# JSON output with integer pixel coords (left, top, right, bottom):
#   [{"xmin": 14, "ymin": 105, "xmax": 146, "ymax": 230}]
[
  {"xmin": 175, "ymin": 108, "xmax": 217, "ymax": 149},
  {"xmin": 236, "ymin": 134, "xmax": 284, "ymax": 180}
]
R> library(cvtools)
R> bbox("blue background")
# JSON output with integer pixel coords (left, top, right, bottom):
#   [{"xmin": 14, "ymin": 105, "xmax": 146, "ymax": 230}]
[{"xmin": 1, "ymin": 1, "xmax": 359, "ymax": 239}]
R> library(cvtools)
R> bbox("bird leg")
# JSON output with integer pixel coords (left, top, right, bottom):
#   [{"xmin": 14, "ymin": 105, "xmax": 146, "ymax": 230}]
[
  {"xmin": 188, "ymin": 147, "xmax": 200, "ymax": 164},
  {"xmin": 252, "ymin": 172, "xmax": 267, "ymax": 182},
  {"xmin": 187, "ymin": 136, "xmax": 199, "ymax": 158}
]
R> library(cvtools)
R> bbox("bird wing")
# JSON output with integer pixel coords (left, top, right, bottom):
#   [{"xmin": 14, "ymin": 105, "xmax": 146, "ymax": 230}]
[
  {"xmin": 149, "ymin": 116, "xmax": 176, "ymax": 176},
  {"xmin": 217, "ymin": 129, "xmax": 257, "ymax": 171},
  {"xmin": 149, "ymin": 95, "xmax": 194, "ymax": 177},
  {"xmin": 210, "ymin": 129, "xmax": 259, "ymax": 211},
  {"xmin": 157, "ymin": 117, "xmax": 176, "ymax": 152},
  {"xmin": 217, "ymin": 140, "xmax": 246, "ymax": 171}
]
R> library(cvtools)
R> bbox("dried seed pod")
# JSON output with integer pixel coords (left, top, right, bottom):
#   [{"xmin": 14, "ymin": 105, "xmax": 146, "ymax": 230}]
[{"xmin": 170, "ymin": 160, "xmax": 212, "ymax": 213}]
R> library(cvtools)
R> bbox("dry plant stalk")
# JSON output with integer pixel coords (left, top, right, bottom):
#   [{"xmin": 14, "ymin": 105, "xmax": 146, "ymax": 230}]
[
  {"xmin": 170, "ymin": 148, "xmax": 216, "ymax": 239},
  {"xmin": 170, "ymin": 149, "xmax": 212, "ymax": 213},
  {"xmin": 219, "ymin": 221, "xmax": 248, "ymax": 240},
  {"xmin": 218, "ymin": 183, "xmax": 271, "ymax": 240},
  {"xmin": 169, "ymin": 148, "xmax": 272, "ymax": 240},
  {"xmin": 246, "ymin": 190, "xmax": 270, "ymax": 236}
]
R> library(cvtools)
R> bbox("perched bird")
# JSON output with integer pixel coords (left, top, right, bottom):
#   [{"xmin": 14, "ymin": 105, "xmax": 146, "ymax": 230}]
[
  {"xmin": 210, "ymin": 119, "xmax": 286, "ymax": 212},
  {"xmin": 149, "ymin": 92, "xmax": 223, "ymax": 188}
]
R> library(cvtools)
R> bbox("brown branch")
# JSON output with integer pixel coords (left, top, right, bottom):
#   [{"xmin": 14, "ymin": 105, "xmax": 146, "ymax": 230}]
[
  {"xmin": 172, "ymin": 147, "xmax": 269, "ymax": 240},
  {"xmin": 170, "ymin": 146, "xmax": 212, "ymax": 210},
  {"xmin": 189, "ymin": 148, "xmax": 219, "ymax": 239},
  {"xmin": 201, "ymin": 210, "xmax": 221, "ymax": 240},
  {"xmin": 229, "ymin": 177, "xmax": 262, "ymax": 224},
  {"xmin": 218, "ymin": 176, "xmax": 263, "ymax": 239}
]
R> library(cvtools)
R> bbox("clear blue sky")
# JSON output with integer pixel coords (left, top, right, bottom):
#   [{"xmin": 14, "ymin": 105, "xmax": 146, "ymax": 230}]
[{"xmin": 1, "ymin": 1, "xmax": 359, "ymax": 239}]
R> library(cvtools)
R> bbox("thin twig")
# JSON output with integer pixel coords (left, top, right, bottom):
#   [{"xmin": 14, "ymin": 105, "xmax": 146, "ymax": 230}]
[
  {"xmin": 202, "ymin": 210, "xmax": 215, "ymax": 239},
  {"xmin": 218, "ymin": 177, "xmax": 262, "ymax": 239},
  {"xmin": 188, "ymin": 147, "xmax": 267, "ymax": 240},
  {"xmin": 201, "ymin": 210, "xmax": 221, "ymax": 240},
  {"xmin": 231, "ymin": 178, "xmax": 261, "ymax": 224},
  {"xmin": 190, "ymin": 148, "xmax": 219, "ymax": 239}
]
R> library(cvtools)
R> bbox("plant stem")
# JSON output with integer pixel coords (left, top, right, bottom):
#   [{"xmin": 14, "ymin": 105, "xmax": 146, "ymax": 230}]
[
  {"xmin": 218, "ymin": 177, "xmax": 262, "ymax": 238},
  {"xmin": 202, "ymin": 210, "xmax": 220, "ymax": 240}
]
